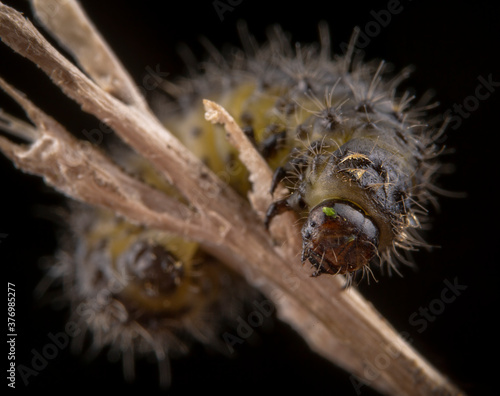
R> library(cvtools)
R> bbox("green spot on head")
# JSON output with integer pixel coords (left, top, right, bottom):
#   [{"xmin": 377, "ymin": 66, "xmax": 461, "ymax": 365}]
[{"xmin": 322, "ymin": 207, "xmax": 337, "ymax": 218}]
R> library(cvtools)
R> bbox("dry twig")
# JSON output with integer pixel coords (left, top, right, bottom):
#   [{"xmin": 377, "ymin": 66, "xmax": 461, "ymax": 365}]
[{"xmin": 0, "ymin": 1, "xmax": 465, "ymax": 395}]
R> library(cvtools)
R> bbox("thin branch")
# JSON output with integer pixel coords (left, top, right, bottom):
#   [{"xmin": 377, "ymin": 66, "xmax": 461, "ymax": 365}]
[
  {"xmin": 204, "ymin": 98, "xmax": 277, "ymax": 217},
  {"xmin": 0, "ymin": 77, "xmax": 203, "ymax": 239},
  {"xmin": 203, "ymin": 99, "xmax": 300, "ymax": 257},
  {"xmin": 0, "ymin": 2, "xmax": 465, "ymax": 395},
  {"xmin": 31, "ymin": 0, "xmax": 150, "ymax": 112},
  {"xmin": 0, "ymin": 2, "xmax": 255, "ymax": 243}
]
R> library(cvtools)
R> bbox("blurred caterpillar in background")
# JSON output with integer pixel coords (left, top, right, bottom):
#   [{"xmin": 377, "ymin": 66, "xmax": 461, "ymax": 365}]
[
  {"xmin": 38, "ymin": 155, "xmax": 256, "ymax": 387},
  {"xmin": 2, "ymin": 17, "xmax": 447, "ymax": 387}
]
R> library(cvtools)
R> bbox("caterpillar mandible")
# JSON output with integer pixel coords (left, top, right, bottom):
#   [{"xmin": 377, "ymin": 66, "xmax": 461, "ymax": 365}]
[{"xmin": 158, "ymin": 25, "xmax": 444, "ymax": 283}]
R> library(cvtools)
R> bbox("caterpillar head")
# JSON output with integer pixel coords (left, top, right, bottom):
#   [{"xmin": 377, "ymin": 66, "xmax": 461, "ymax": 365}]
[
  {"xmin": 301, "ymin": 200, "xmax": 379, "ymax": 276},
  {"xmin": 115, "ymin": 240, "xmax": 196, "ymax": 314}
]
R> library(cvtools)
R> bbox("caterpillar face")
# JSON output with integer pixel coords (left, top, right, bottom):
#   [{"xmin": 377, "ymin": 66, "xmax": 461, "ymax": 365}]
[{"xmin": 301, "ymin": 200, "xmax": 379, "ymax": 276}]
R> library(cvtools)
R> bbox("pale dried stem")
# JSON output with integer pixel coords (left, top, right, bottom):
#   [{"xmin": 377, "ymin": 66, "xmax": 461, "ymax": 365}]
[
  {"xmin": 0, "ymin": 2, "xmax": 464, "ymax": 395},
  {"xmin": 203, "ymin": 99, "xmax": 277, "ymax": 217},
  {"xmin": 31, "ymin": 0, "xmax": 150, "ymax": 112},
  {"xmin": 0, "ymin": 78, "xmax": 203, "ymax": 239},
  {"xmin": 203, "ymin": 99, "xmax": 298, "ymax": 254}
]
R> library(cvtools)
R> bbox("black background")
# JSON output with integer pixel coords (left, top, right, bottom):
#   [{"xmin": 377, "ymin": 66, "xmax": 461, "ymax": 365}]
[{"xmin": 1, "ymin": 1, "xmax": 499, "ymax": 395}]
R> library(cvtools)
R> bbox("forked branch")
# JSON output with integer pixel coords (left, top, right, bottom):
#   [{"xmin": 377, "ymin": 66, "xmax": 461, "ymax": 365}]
[{"xmin": 0, "ymin": 2, "xmax": 464, "ymax": 395}]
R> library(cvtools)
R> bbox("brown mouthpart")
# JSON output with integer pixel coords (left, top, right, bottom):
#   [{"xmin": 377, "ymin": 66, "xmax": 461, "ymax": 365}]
[{"xmin": 301, "ymin": 200, "xmax": 380, "ymax": 276}]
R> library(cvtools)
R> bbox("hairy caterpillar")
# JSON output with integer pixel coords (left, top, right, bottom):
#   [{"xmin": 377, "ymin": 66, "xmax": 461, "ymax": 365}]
[
  {"xmin": 0, "ymin": 5, "xmax": 449, "ymax": 390},
  {"xmin": 31, "ymin": 145, "xmax": 260, "ymax": 387},
  {"xmin": 158, "ymin": 25, "xmax": 444, "ymax": 284},
  {"xmin": 50, "ymin": 23, "xmax": 444, "ymax": 381},
  {"xmin": 41, "ymin": 203, "xmax": 254, "ymax": 387}
]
